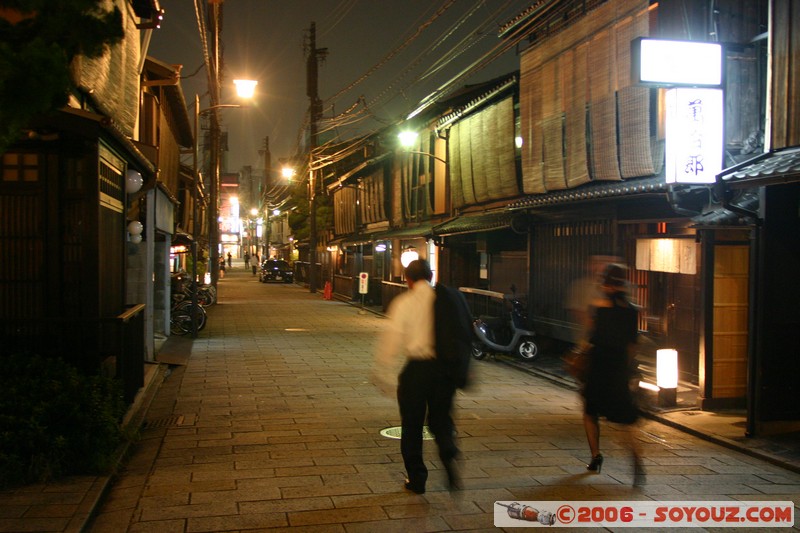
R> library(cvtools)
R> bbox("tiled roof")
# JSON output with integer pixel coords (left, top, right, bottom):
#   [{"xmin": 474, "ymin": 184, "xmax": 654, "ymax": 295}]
[
  {"xmin": 719, "ymin": 146, "xmax": 800, "ymax": 187},
  {"xmin": 432, "ymin": 211, "xmax": 516, "ymax": 236},
  {"xmin": 690, "ymin": 192, "xmax": 760, "ymax": 227},
  {"xmin": 506, "ymin": 176, "xmax": 667, "ymax": 210}
]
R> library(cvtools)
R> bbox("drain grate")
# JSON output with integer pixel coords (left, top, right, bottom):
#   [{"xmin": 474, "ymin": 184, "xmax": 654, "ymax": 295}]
[
  {"xmin": 380, "ymin": 425, "xmax": 435, "ymax": 440},
  {"xmin": 143, "ymin": 414, "xmax": 196, "ymax": 429}
]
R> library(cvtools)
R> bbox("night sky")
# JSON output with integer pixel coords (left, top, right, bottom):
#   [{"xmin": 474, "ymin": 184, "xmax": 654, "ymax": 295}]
[{"xmin": 148, "ymin": 0, "xmax": 530, "ymax": 171}]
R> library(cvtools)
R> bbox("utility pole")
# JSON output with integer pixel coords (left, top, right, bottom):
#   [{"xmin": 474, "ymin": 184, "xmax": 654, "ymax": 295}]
[
  {"xmin": 259, "ymin": 136, "xmax": 271, "ymax": 259},
  {"xmin": 306, "ymin": 22, "xmax": 326, "ymax": 293},
  {"xmin": 207, "ymin": 2, "xmax": 223, "ymax": 289}
]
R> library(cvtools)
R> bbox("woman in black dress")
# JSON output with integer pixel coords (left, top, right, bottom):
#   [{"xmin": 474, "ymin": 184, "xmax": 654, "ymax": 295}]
[{"xmin": 582, "ymin": 263, "xmax": 643, "ymax": 483}]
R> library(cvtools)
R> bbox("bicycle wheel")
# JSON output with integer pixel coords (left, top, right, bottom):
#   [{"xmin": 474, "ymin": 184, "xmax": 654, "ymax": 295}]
[
  {"xmin": 175, "ymin": 301, "xmax": 207, "ymax": 332},
  {"xmin": 197, "ymin": 288, "xmax": 214, "ymax": 306},
  {"xmin": 170, "ymin": 310, "xmax": 191, "ymax": 335}
]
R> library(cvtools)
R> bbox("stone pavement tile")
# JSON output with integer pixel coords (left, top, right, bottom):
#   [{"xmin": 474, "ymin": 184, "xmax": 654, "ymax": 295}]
[
  {"xmin": 287, "ymin": 505, "xmax": 388, "ymax": 527},
  {"xmin": 186, "ymin": 513, "xmax": 288, "ymax": 533},
  {"xmin": 743, "ymin": 484, "xmax": 800, "ymax": 497},
  {"xmin": 141, "ymin": 479, "xmax": 237, "ymax": 498},
  {"xmin": 317, "ymin": 454, "xmax": 394, "ymax": 467},
  {"xmin": 0, "ymin": 517, "xmax": 70, "ymax": 532},
  {"xmin": 89, "ymin": 507, "xmax": 140, "ymax": 532},
  {"xmin": 96, "ymin": 484, "xmax": 144, "ymax": 512},
  {"xmin": 189, "ymin": 467, "xmax": 276, "ymax": 482},
  {"xmin": 239, "ymin": 496, "xmax": 334, "ymax": 514},
  {"xmin": 138, "ymin": 500, "xmax": 238, "ymax": 522},
  {"xmin": 233, "ymin": 457, "xmax": 316, "ymax": 470},
  {"xmin": 236, "ymin": 475, "xmax": 324, "ymax": 491},
  {"xmin": 274, "ymin": 464, "xmax": 358, "ymax": 477},
  {"xmin": 343, "ymin": 516, "xmax": 450, "ymax": 533},
  {"xmin": 190, "ymin": 486, "xmax": 281, "ymax": 505},
  {"xmin": 280, "ymin": 482, "xmax": 373, "ymax": 499},
  {"xmin": 126, "ymin": 519, "xmax": 186, "ymax": 533},
  {"xmin": 667, "ymin": 483, "xmax": 764, "ymax": 495},
  {"xmin": 158, "ymin": 445, "xmax": 233, "ymax": 461}
]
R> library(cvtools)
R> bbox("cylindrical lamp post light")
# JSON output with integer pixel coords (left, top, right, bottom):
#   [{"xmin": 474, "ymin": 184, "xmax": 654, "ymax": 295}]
[{"xmin": 657, "ymin": 348, "xmax": 679, "ymax": 407}]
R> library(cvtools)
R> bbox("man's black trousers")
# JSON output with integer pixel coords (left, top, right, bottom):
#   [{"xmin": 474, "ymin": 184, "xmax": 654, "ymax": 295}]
[{"xmin": 397, "ymin": 358, "xmax": 458, "ymax": 490}]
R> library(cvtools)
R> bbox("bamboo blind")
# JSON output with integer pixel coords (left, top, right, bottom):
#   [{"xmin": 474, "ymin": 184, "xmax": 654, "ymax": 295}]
[
  {"xmin": 449, "ymin": 97, "xmax": 517, "ymax": 207},
  {"xmin": 519, "ymin": 0, "xmax": 655, "ymax": 191}
]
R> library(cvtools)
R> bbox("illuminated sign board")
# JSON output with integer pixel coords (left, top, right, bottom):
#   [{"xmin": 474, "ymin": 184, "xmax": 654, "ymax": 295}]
[
  {"xmin": 170, "ymin": 245, "xmax": 189, "ymax": 255},
  {"xmin": 665, "ymin": 88, "xmax": 723, "ymax": 184},
  {"xmin": 632, "ymin": 38, "xmax": 722, "ymax": 87}
]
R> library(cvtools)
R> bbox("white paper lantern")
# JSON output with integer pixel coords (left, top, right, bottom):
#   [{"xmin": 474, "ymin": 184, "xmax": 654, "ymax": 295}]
[
  {"xmin": 130, "ymin": 234, "xmax": 143, "ymax": 244},
  {"xmin": 126, "ymin": 169, "xmax": 143, "ymax": 194},
  {"xmin": 127, "ymin": 220, "xmax": 143, "ymax": 236}
]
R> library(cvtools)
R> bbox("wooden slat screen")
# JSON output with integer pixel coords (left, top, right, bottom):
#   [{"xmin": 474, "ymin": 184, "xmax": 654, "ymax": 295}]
[
  {"xmin": 566, "ymin": 43, "xmax": 591, "ymax": 187},
  {"xmin": 0, "ymin": 192, "xmax": 44, "ymax": 320},
  {"xmin": 520, "ymin": 46, "xmax": 546, "ymax": 194},
  {"xmin": 616, "ymin": 10, "xmax": 656, "ymax": 178},
  {"xmin": 449, "ymin": 97, "xmax": 518, "ymax": 207},
  {"xmin": 360, "ymin": 168, "xmax": 386, "ymax": 225},
  {"xmin": 519, "ymin": 0, "xmax": 654, "ymax": 192}
]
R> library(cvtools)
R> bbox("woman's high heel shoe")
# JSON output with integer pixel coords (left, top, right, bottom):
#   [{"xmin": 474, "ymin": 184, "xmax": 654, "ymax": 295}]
[
  {"xmin": 586, "ymin": 454, "xmax": 604, "ymax": 473},
  {"xmin": 633, "ymin": 456, "xmax": 645, "ymax": 486}
]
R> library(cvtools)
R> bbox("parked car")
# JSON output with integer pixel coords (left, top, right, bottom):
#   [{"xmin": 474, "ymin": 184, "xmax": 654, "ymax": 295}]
[{"xmin": 259, "ymin": 259, "xmax": 294, "ymax": 283}]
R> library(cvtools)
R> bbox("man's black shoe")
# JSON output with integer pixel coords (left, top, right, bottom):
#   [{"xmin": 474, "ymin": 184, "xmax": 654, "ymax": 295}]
[
  {"xmin": 444, "ymin": 462, "xmax": 462, "ymax": 491},
  {"xmin": 404, "ymin": 480, "xmax": 425, "ymax": 494}
]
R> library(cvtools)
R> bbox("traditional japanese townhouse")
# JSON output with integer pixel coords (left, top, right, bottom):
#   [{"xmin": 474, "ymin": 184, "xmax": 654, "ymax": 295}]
[
  {"xmin": 502, "ymin": 0, "xmax": 776, "ymax": 427},
  {"xmin": 132, "ymin": 57, "xmax": 195, "ymax": 353},
  {"xmin": 0, "ymin": 0, "xmax": 168, "ymax": 403}
]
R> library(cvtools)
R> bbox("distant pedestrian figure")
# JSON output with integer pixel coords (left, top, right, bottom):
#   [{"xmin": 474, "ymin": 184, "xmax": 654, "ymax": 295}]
[
  {"xmin": 227, "ymin": 252, "xmax": 232, "ymax": 268},
  {"xmin": 252, "ymin": 253, "xmax": 260, "ymax": 275},
  {"xmin": 371, "ymin": 259, "xmax": 472, "ymax": 494},
  {"xmin": 244, "ymin": 251, "xmax": 250, "ymax": 269},
  {"xmin": 581, "ymin": 263, "xmax": 643, "ymax": 485},
  {"xmin": 219, "ymin": 258, "xmax": 226, "ymax": 278}
]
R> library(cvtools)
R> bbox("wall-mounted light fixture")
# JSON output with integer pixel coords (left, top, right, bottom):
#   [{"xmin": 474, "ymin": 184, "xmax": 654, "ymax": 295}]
[
  {"xmin": 128, "ymin": 220, "xmax": 143, "ymax": 244},
  {"xmin": 400, "ymin": 246, "xmax": 419, "ymax": 268},
  {"xmin": 126, "ymin": 169, "xmax": 143, "ymax": 194}
]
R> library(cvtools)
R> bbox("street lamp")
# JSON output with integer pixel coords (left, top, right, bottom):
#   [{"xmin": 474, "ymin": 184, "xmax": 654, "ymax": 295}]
[
  {"xmin": 191, "ymin": 79, "xmax": 256, "ymax": 336},
  {"xmin": 397, "ymin": 130, "xmax": 449, "ymax": 165},
  {"xmin": 197, "ymin": 79, "xmax": 256, "ymax": 296}
]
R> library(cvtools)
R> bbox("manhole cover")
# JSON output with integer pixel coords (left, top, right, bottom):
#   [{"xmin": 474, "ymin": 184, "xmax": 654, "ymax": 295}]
[{"xmin": 380, "ymin": 426, "xmax": 435, "ymax": 440}]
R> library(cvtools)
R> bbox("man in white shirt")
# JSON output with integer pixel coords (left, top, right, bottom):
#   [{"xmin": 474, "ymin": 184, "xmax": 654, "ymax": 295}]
[{"xmin": 373, "ymin": 259, "xmax": 460, "ymax": 494}]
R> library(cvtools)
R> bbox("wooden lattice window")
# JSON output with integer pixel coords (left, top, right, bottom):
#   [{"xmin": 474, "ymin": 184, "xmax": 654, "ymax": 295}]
[{"xmin": 1, "ymin": 152, "xmax": 39, "ymax": 182}]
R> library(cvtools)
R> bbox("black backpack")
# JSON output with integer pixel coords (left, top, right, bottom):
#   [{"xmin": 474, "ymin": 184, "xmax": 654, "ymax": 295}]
[{"xmin": 434, "ymin": 284, "xmax": 474, "ymax": 389}]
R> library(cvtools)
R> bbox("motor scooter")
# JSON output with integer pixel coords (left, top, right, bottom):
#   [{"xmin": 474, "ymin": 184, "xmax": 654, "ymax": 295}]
[{"xmin": 471, "ymin": 293, "xmax": 539, "ymax": 361}]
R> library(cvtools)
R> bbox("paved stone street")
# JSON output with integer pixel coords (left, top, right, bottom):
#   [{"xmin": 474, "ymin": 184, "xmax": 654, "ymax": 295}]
[{"xmin": 88, "ymin": 268, "xmax": 799, "ymax": 532}]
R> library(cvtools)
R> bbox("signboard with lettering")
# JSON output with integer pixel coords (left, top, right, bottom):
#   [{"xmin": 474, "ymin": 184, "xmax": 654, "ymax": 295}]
[
  {"xmin": 665, "ymin": 88, "xmax": 723, "ymax": 184},
  {"xmin": 632, "ymin": 38, "xmax": 722, "ymax": 88},
  {"xmin": 359, "ymin": 272, "xmax": 369, "ymax": 294}
]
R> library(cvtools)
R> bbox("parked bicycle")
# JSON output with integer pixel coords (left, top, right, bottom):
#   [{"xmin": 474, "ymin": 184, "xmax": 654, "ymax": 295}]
[{"xmin": 170, "ymin": 295, "xmax": 207, "ymax": 335}]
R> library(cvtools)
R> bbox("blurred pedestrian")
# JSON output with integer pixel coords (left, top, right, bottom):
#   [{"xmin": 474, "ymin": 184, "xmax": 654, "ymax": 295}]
[
  {"xmin": 581, "ymin": 263, "xmax": 643, "ymax": 484},
  {"xmin": 244, "ymin": 251, "xmax": 250, "ymax": 269},
  {"xmin": 227, "ymin": 252, "xmax": 232, "ymax": 268},
  {"xmin": 371, "ymin": 259, "xmax": 471, "ymax": 494}
]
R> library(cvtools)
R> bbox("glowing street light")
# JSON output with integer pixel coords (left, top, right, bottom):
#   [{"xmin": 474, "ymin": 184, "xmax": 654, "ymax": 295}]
[
  {"xmin": 233, "ymin": 79, "xmax": 258, "ymax": 99},
  {"xmin": 281, "ymin": 166, "xmax": 297, "ymax": 180}
]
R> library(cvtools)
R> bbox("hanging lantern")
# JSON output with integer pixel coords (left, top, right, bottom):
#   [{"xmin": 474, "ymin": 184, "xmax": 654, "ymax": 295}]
[
  {"xmin": 128, "ymin": 220, "xmax": 143, "ymax": 244},
  {"xmin": 126, "ymin": 169, "xmax": 143, "ymax": 194}
]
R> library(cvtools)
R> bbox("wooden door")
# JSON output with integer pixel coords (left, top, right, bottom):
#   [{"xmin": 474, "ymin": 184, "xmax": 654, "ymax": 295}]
[{"xmin": 712, "ymin": 245, "xmax": 749, "ymax": 398}]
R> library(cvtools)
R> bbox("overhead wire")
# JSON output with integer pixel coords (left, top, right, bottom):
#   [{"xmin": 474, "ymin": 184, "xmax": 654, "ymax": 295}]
[
  {"xmin": 288, "ymin": 1, "xmax": 531, "ymax": 172},
  {"xmin": 324, "ymin": 0, "xmax": 457, "ymax": 105}
]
